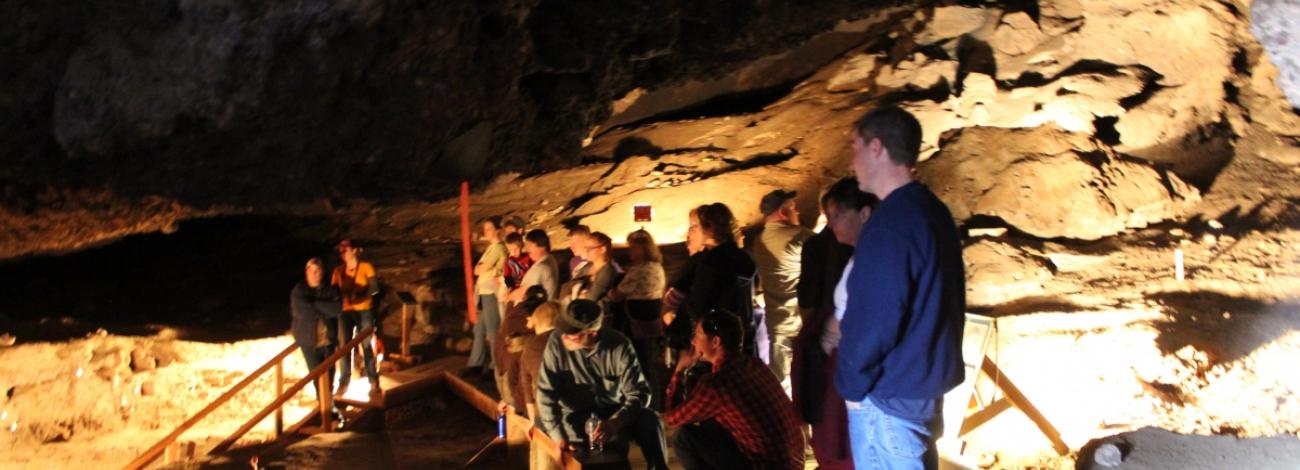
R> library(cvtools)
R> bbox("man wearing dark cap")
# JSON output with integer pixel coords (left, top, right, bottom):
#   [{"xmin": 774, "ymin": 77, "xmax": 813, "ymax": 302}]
[
  {"xmin": 536, "ymin": 299, "xmax": 668, "ymax": 469},
  {"xmin": 752, "ymin": 189, "xmax": 814, "ymax": 393}
]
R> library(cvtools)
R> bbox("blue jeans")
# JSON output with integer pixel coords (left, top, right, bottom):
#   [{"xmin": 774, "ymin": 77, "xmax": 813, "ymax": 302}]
[
  {"xmin": 338, "ymin": 309, "xmax": 379, "ymax": 387},
  {"xmin": 468, "ymin": 294, "xmax": 500, "ymax": 369},
  {"xmin": 846, "ymin": 397, "xmax": 940, "ymax": 470}
]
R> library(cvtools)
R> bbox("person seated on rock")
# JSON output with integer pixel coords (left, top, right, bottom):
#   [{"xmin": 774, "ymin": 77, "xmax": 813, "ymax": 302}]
[
  {"xmin": 537, "ymin": 299, "xmax": 668, "ymax": 469},
  {"xmin": 290, "ymin": 257, "xmax": 343, "ymax": 402},
  {"xmin": 665, "ymin": 310, "xmax": 805, "ymax": 470}
]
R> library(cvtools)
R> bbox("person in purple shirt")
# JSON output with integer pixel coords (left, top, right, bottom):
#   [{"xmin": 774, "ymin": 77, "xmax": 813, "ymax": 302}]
[{"xmin": 835, "ymin": 106, "xmax": 965, "ymax": 470}]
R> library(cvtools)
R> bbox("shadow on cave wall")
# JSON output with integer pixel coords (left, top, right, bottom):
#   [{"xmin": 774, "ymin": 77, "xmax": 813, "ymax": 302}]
[{"xmin": 1147, "ymin": 291, "xmax": 1300, "ymax": 366}]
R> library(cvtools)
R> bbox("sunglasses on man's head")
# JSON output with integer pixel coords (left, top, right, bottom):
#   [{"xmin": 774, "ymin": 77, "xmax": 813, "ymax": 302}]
[{"xmin": 700, "ymin": 309, "xmax": 733, "ymax": 335}]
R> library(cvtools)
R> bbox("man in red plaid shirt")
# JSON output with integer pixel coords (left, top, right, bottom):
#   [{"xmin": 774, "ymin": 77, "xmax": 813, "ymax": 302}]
[{"xmin": 664, "ymin": 311, "xmax": 806, "ymax": 470}]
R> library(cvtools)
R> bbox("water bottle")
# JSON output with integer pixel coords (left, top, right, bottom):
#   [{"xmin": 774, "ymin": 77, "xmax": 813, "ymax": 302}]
[
  {"xmin": 585, "ymin": 413, "xmax": 603, "ymax": 453},
  {"xmin": 1094, "ymin": 443, "xmax": 1123, "ymax": 467}
]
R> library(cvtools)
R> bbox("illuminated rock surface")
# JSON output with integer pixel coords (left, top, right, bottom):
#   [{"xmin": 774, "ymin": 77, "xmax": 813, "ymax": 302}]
[{"xmin": 1, "ymin": 0, "xmax": 1299, "ymax": 468}]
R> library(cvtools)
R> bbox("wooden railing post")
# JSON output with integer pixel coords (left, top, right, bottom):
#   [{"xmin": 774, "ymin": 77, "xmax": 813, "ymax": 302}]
[
  {"xmin": 274, "ymin": 361, "xmax": 284, "ymax": 438},
  {"xmin": 127, "ymin": 328, "xmax": 376, "ymax": 469},
  {"xmin": 318, "ymin": 374, "xmax": 332, "ymax": 432},
  {"xmin": 401, "ymin": 304, "xmax": 410, "ymax": 358},
  {"xmin": 123, "ymin": 343, "xmax": 298, "ymax": 470},
  {"xmin": 210, "ymin": 327, "xmax": 374, "ymax": 454}
]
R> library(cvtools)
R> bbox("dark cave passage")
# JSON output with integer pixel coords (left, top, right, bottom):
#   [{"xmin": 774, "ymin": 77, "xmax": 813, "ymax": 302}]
[{"xmin": 0, "ymin": 215, "xmax": 337, "ymax": 343}]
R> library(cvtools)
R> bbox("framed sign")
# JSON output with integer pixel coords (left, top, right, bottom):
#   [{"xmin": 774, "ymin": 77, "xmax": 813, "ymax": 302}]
[{"xmin": 633, "ymin": 204, "xmax": 653, "ymax": 223}]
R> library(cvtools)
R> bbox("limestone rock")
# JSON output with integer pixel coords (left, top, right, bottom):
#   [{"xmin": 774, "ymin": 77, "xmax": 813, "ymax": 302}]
[
  {"xmin": 128, "ymin": 348, "xmax": 156, "ymax": 373},
  {"xmin": 1252, "ymin": 0, "xmax": 1300, "ymax": 107},
  {"xmin": 827, "ymin": 54, "xmax": 881, "ymax": 92},
  {"xmin": 903, "ymin": 70, "xmax": 1145, "ymax": 157},
  {"xmin": 964, "ymin": 240, "xmax": 1053, "ymax": 307},
  {"xmin": 991, "ymin": 12, "xmax": 1047, "ymax": 57},
  {"xmin": 919, "ymin": 126, "xmax": 1200, "ymax": 240},
  {"xmin": 914, "ymin": 6, "xmax": 992, "ymax": 45},
  {"xmin": 876, "ymin": 55, "xmax": 958, "ymax": 91},
  {"xmin": 150, "ymin": 342, "xmax": 179, "ymax": 368}
]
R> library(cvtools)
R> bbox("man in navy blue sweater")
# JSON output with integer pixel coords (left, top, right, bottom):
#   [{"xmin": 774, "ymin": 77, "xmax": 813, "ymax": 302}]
[{"xmin": 834, "ymin": 106, "xmax": 965, "ymax": 470}]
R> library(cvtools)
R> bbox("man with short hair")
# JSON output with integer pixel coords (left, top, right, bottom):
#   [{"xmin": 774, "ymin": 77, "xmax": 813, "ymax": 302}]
[
  {"xmin": 665, "ymin": 311, "xmax": 805, "ymax": 470},
  {"xmin": 509, "ymin": 229, "xmax": 560, "ymax": 302},
  {"xmin": 536, "ymin": 300, "xmax": 669, "ymax": 469},
  {"xmin": 752, "ymin": 189, "xmax": 814, "ymax": 392},
  {"xmin": 565, "ymin": 224, "xmax": 592, "ymax": 275},
  {"xmin": 836, "ymin": 106, "xmax": 966, "ymax": 470}
]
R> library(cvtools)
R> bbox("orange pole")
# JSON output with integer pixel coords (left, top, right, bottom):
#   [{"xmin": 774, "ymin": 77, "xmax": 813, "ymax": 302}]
[{"xmin": 460, "ymin": 181, "xmax": 478, "ymax": 325}]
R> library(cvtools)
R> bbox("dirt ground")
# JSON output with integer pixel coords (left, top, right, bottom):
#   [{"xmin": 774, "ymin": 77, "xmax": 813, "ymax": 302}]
[{"xmin": 0, "ymin": 331, "xmax": 320, "ymax": 468}]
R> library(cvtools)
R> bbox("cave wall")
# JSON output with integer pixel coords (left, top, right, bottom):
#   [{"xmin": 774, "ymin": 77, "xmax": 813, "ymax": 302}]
[
  {"xmin": 0, "ymin": 0, "xmax": 909, "ymax": 259},
  {"xmin": 4, "ymin": 0, "xmax": 1299, "ymax": 263}
]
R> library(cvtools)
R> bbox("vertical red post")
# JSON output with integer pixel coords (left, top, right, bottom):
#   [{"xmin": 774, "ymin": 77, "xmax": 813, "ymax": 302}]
[{"xmin": 460, "ymin": 181, "xmax": 478, "ymax": 325}]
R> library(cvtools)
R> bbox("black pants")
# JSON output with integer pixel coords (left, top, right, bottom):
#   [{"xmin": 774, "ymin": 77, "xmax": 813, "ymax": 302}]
[
  {"xmin": 292, "ymin": 319, "xmax": 335, "ymax": 398},
  {"xmin": 671, "ymin": 420, "xmax": 750, "ymax": 470},
  {"xmin": 296, "ymin": 343, "xmax": 333, "ymax": 395}
]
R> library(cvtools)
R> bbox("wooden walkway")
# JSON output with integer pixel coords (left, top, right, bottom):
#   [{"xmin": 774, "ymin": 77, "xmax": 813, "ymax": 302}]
[
  {"xmin": 204, "ymin": 355, "xmax": 969, "ymax": 470},
  {"xmin": 333, "ymin": 355, "xmax": 465, "ymax": 411}
]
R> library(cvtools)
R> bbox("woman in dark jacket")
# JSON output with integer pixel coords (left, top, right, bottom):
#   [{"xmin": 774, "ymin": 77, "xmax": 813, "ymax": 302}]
[
  {"xmin": 290, "ymin": 257, "xmax": 343, "ymax": 399},
  {"xmin": 663, "ymin": 203, "xmax": 757, "ymax": 356}
]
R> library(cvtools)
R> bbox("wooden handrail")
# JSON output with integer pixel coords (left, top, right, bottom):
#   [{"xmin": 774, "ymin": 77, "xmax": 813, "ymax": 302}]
[
  {"xmin": 124, "ymin": 342, "xmax": 299, "ymax": 470},
  {"xmin": 443, "ymin": 372, "xmax": 582, "ymax": 470},
  {"xmin": 211, "ymin": 327, "xmax": 375, "ymax": 454},
  {"xmin": 126, "ymin": 326, "xmax": 377, "ymax": 470}
]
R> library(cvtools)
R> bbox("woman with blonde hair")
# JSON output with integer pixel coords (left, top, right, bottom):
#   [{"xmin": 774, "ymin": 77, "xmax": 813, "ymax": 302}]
[{"xmin": 609, "ymin": 229, "xmax": 667, "ymax": 408}]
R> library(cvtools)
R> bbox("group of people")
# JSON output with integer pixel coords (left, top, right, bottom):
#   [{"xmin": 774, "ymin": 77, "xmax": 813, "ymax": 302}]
[
  {"xmin": 289, "ymin": 106, "xmax": 966, "ymax": 470},
  {"xmin": 467, "ymin": 106, "xmax": 967, "ymax": 470},
  {"xmin": 289, "ymin": 239, "xmax": 383, "ymax": 412}
]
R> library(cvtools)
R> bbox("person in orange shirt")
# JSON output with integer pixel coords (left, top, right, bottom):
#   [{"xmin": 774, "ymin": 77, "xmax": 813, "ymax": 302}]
[{"xmin": 332, "ymin": 239, "xmax": 381, "ymax": 396}]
